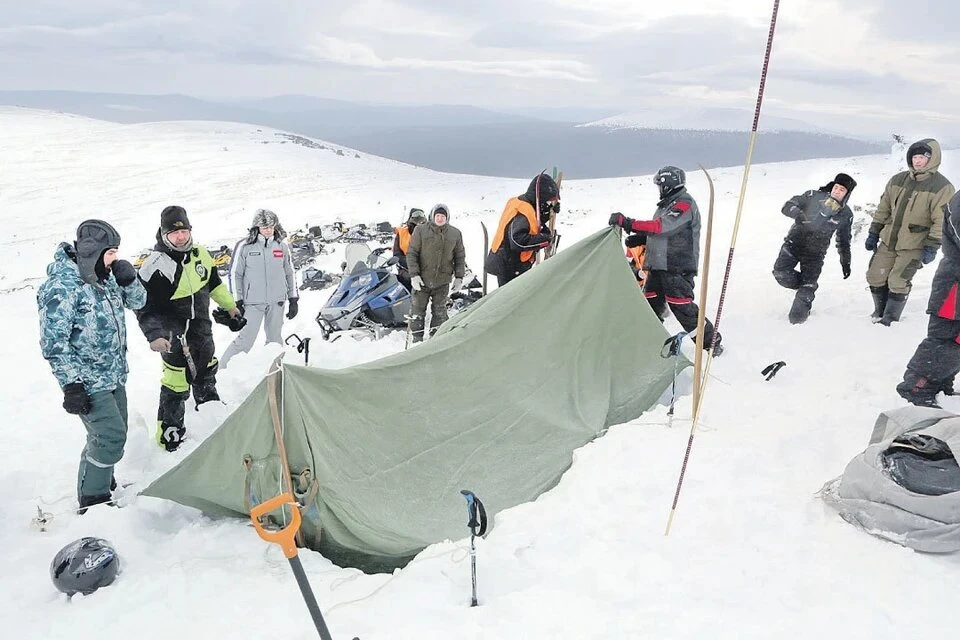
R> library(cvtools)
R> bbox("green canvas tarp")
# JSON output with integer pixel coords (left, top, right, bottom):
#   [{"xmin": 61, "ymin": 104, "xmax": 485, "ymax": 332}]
[{"xmin": 142, "ymin": 227, "xmax": 688, "ymax": 570}]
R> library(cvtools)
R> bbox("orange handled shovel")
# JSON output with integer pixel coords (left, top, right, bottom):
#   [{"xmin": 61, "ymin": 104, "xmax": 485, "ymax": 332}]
[{"xmin": 250, "ymin": 493, "xmax": 335, "ymax": 640}]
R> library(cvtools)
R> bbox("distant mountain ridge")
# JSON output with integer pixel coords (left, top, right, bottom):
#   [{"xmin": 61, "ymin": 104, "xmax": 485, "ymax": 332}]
[{"xmin": 0, "ymin": 90, "xmax": 890, "ymax": 178}]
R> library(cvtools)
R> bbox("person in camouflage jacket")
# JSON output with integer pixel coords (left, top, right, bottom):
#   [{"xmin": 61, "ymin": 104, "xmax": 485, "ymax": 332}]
[
  {"xmin": 865, "ymin": 139, "xmax": 955, "ymax": 325},
  {"xmin": 37, "ymin": 220, "xmax": 146, "ymax": 513}
]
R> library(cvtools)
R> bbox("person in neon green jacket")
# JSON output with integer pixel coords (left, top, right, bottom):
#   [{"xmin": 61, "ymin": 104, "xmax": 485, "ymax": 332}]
[{"xmin": 136, "ymin": 205, "xmax": 240, "ymax": 452}]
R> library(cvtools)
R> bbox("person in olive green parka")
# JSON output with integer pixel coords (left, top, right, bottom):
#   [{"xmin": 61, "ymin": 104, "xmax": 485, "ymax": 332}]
[
  {"xmin": 406, "ymin": 203, "xmax": 466, "ymax": 342},
  {"xmin": 865, "ymin": 138, "xmax": 955, "ymax": 325}
]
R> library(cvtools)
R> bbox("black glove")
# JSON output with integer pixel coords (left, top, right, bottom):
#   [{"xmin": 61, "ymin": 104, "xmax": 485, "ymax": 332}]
[
  {"xmin": 63, "ymin": 382, "xmax": 92, "ymax": 415},
  {"xmin": 235, "ymin": 300, "xmax": 245, "ymax": 316},
  {"xmin": 110, "ymin": 259, "xmax": 137, "ymax": 287},
  {"xmin": 922, "ymin": 246, "xmax": 938, "ymax": 264},
  {"xmin": 841, "ymin": 261, "xmax": 851, "ymax": 279},
  {"xmin": 286, "ymin": 298, "xmax": 299, "ymax": 320},
  {"xmin": 864, "ymin": 232, "xmax": 879, "ymax": 252},
  {"xmin": 608, "ymin": 212, "xmax": 635, "ymax": 231}
]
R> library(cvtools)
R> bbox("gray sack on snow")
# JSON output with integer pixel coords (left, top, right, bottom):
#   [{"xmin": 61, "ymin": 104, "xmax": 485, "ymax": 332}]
[{"xmin": 821, "ymin": 405, "xmax": 960, "ymax": 553}]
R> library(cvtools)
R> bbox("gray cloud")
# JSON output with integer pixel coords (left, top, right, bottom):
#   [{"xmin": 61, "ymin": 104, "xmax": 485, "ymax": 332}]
[
  {"xmin": 1, "ymin": 0, "xmax": 958, "ymax": 139},
  {"xmin": 865, "ymin": 0, "xmax": 957, "ymax": 40}
]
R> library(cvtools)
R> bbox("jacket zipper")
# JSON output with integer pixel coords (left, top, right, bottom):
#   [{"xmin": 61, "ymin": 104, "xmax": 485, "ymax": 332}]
[{"xmin": 100, "ymin": 284, "xmax": 127, "ymax": 373}]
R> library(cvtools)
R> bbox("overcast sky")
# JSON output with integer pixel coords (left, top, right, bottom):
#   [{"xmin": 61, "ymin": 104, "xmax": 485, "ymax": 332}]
[{"xmin": 2, "ymin": 0, "xmax": 959, "ymax": 138}]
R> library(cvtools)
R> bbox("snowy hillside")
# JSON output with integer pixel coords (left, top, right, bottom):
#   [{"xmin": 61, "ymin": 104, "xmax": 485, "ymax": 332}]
[{"xmin": 2, "ymin": 108, "xmax": 960, "ymax": 639}]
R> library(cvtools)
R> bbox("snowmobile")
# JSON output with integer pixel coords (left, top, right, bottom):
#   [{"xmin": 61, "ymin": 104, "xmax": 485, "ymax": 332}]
[
  {"xmin": 315, "ymin": 243, "xmax": 411, "ymax": 341},
  {"xmin": 287, "ymin": 229, "xmax": 325, "ymax": 271},
  {"xmin": 211, "ymin": 245, "xmax": 232, "ymax": 277},
  {"xmin": 300, "ymin": 266, "xmax": 338, "ymax": 291}
]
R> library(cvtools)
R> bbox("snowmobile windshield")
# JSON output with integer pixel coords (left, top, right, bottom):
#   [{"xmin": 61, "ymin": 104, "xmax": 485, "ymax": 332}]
[{"xmin": 344, "ymin": 243, "xmax": 371, "ymax": 273}]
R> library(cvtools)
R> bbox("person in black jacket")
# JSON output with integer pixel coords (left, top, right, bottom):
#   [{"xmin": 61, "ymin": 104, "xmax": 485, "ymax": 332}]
[
  {"xmin": 897, "ymin": 191, "xmax": 960, "ymax": 407},
  {"xmin": 136, "ymin": 205, "xmax": 240, "ymax": 451},
  {"xmin": 485, "ymin": 173, "xmax": 558, "ymax": 286},
  {"xmin": 772, "ymin": 172, "xmax": 857, "ymax": 324}
]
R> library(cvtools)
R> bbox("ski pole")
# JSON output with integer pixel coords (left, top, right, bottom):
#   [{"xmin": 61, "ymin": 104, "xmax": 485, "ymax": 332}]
[
  {"xmin": 285, "ymin": 334, "xmax": 312, "ymax": 365},
  {"xmin": 250, "ymin": 493, "xmax": 334, "ymax": 640},
  {"xmin": 459, "ymin": 489, "xmax": 488, "ymax": 607},
  {"xmin": 659, "ymin": 332, "xmax": 688, "ymax": 423},
  {"xmin": 665, "ymin": 0, "xmax": 782, "ymax": 536}
]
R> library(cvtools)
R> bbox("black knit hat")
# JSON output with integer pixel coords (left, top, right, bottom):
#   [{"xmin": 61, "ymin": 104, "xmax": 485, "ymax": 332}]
[{"xmin": 160, "ymin": 205, "xmax": 191, "ymax": 234}]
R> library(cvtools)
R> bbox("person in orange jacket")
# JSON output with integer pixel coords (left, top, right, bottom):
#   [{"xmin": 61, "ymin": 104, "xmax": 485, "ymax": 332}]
[
  {"xmin": 625, "ymin": 232, "xmax": 647, "ymax": 288},
  {"xmin": 484, "ymin": 173, "xmax": 559, "ymax": 286},
  {"xmin": 393, "ymin": 208, "xmax": 426, "ymax": 290}
]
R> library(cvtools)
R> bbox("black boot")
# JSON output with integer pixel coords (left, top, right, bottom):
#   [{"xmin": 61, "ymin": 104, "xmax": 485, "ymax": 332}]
[
  {"xmin": 193, "ymin": 384, "xmax": 221, "ymax": 407},
  {"xmin": 789, "ymin": 285, "xmax": 816, "ymax": 324},
  {"xmin": 78, "ymin": 493, "xmax": 114, "ymax": 515},
  {"xmin": 942, "ymin": 377, "xmax": 957, "ymax": 396},
  {"xmin": 878, "ymin": 292, "xmax": 908, "ymax": 326},
  {"xmin": 896, "ymin": 372, "xmax": 941, "ymax": 408},
  {"xmin": 869, "ymin": 286, "xmax": 889, "ymax": 322}
]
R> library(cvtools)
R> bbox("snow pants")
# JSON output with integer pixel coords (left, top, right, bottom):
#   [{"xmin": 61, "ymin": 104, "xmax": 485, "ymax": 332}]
[
  {"xmin": 772, "ymin": 240, "xmax": 825, "ymax": 322},
  {"xmin": 220, "ymin": 302, "xmax": 285, "ymax": 368},
  {"xmin": 157, "ymin": 320, "xmax": 218, "ymax": 450},
  {"xmin": 866, "ymin": 243, "xmax": 924, "ymax": 295},
  {"xmin": 898, "ymin": 314, "xmax": 960, "ymax": 405},
  {"xmin": 77, "ymin": 385, "xmax": 128, "ymax": 501},
  {"xmin": 644, "ymin": 270, "xmax": 717, "ymax": 347},
  {"xmin": 410, "ymin": 283, "xmax": 450, "ymax": 342}
]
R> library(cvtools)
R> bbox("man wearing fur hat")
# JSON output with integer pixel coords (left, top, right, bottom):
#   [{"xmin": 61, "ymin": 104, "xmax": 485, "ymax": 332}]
[
  {"xmin": 866, "ymin": 139, "xmax": 955, "ymax": 325},
  {"xmin": 772, "ymin": 172, "xmax": 857, "ymax": 324},
  {"xmin": 136, "ymin": 205, "xmax": 240, "ymax": 452},
  {"xmin": 220, "ymin": 208, "xmax": 298, "ymax": 368},
  {"xmin": 407, "ymin": 204, "xmax": 466, "ymax": 342},
  {"xmin": 37, "ymin": 220, "xmax": 146, "ymax": 512}
]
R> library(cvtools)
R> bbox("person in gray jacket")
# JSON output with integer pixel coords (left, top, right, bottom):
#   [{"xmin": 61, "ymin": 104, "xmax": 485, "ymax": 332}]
[
  {"xmin": 407, "ymin": 203, "xmax": 466, "ymax": 342},
  {"xmin": 608, "ymin": 165, "xmax": 721, "ymax": 354},
  {"xmin": 221, "ymin": 209, "xmax": 299, "ymax": 367}
]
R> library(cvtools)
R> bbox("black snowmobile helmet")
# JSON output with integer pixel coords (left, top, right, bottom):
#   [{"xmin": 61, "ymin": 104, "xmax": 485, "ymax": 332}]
[
  {"xmin": 74, "ymin": 219, "xmax": 121, "ymax": 284},
  {"xmin": 407, "ymin": 208, "xmax": 427, "ymax": 225},
  {"xmin": 654, "ymin": 166, "xmax": 686, "ymax": 199},
  {"xmin": 50, "ymin": 537, "xmax": 120, "ymax": 596}
]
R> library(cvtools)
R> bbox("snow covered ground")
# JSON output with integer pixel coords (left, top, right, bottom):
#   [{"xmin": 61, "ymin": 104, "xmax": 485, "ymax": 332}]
[{"xmin": 1, "ymin": 108, "xmax": 959, "ymax": 639}]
